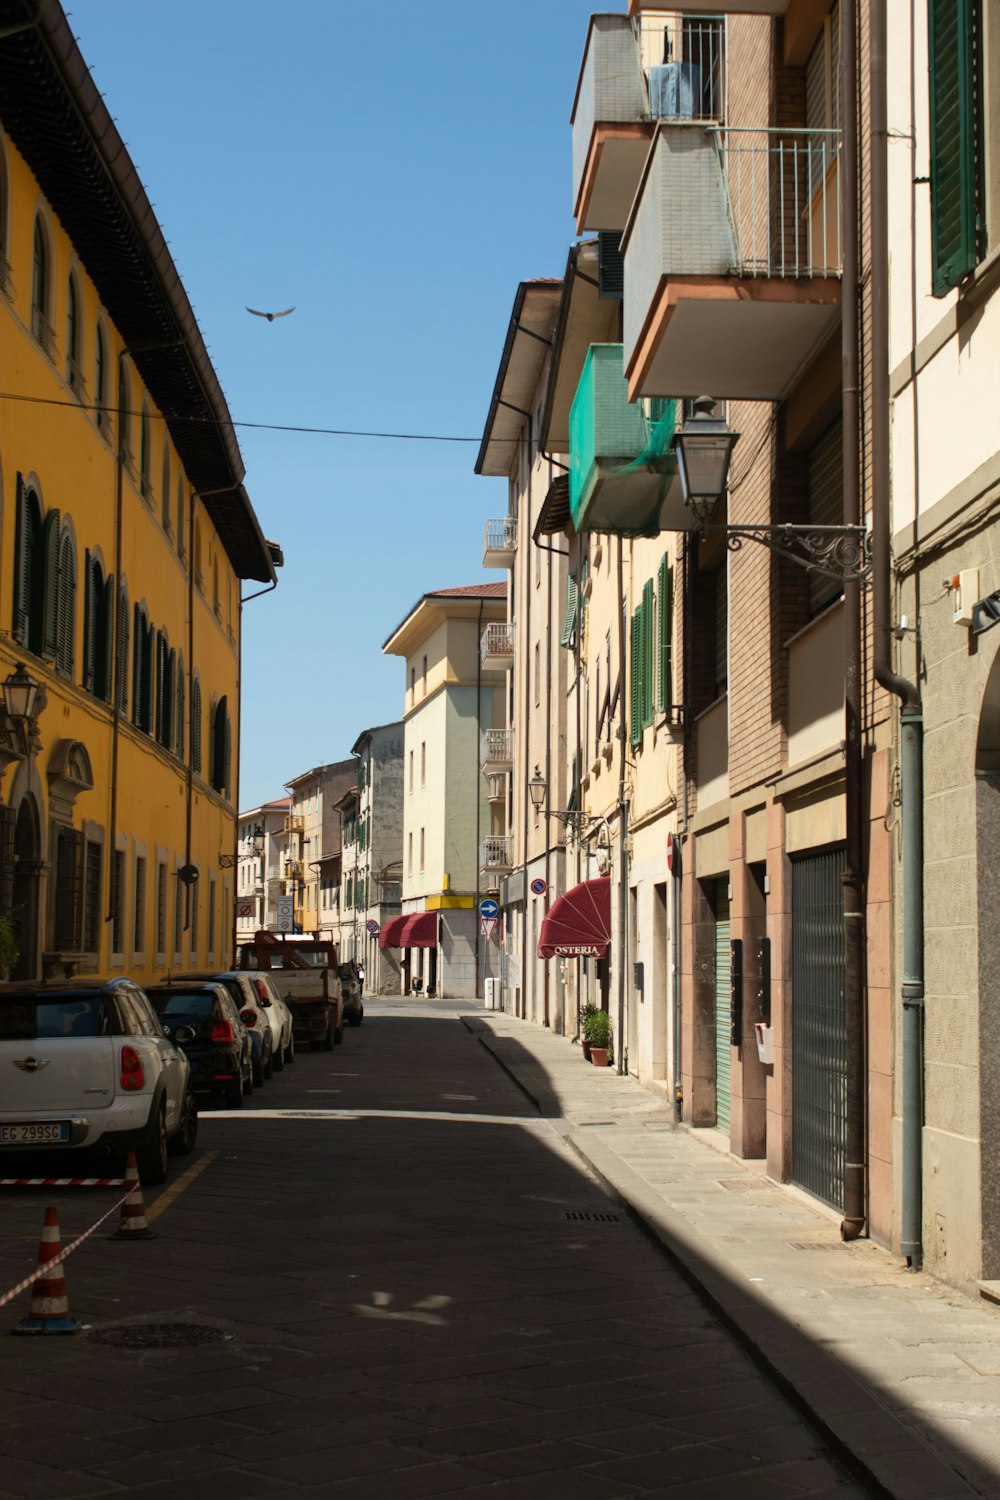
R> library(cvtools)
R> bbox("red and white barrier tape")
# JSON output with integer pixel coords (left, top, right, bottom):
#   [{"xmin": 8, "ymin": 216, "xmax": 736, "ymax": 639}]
[
  {"xmin": 1, "ymin": 1177, "xmax": 126, "ymax": 1188},
  {"xmin": 0, "ymin": 1187, "xmax": 132, "ymax": 1310}
]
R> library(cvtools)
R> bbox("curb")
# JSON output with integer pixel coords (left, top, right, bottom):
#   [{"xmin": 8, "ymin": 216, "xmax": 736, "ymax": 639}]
[{"xmin": 472, "ymin": 1020, "xmax": 978, "ymax": 1500}]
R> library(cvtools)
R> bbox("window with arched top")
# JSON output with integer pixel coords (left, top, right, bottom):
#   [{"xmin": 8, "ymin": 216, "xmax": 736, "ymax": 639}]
[
  {"xmin": 66, "ymin": 274, "xmax": 82, "ymax": 394},
  {"xmin": 161, "ymin": 447, "xmax": 171, "ymax": 533},
  {"xmin": 118, "ymin": 365, "xmax": 132, "ymax": 471},
  {"xmin": 176, "ymin": 477, "xmax": 186, "ymax": 560},
  {"xmin": 116, "ymin": 581, "xmax": 130, "ymax": 714},
  {"xmin": 94, "ymin": 322, "xmax": 108, "ymax": 436},
  {"xmin": 132, "ymin": 602, "xmax": 152, "ymax": 732},
  {"xmin": 84, "ymin": 551, "xmax": 113, "ymax": 701},
  {"xmin": 212, "ymin": 553, "xmax": 220, "ymax": 616},
  {"xmin": 154, "ymin": 629, "xmax": 174, "ymax": 749},
  {"xmin": 55, "ymin": 523, "xmax": 76, "ymax": 678},
  {"xmin": 210, "ymin": 695, "xmax": 231, "ymax": 798},
  {"xmin": 194, "ymin": 516, "xmax": 204, "ymax": 589},
  {"xmin": 31, "ymin": 216, "xmax": 52, "ymax": 355},
  {"xmin": 174, "ymin": 653, "xmax": 185, "ymax": 757},
  {"xmin": 139, "ymin": 405, "xmax": 152, "ymax": 502},
  {"xmin": 12, "ymin": 476, "xmax": 43, "ymax": 652},
  {"xmin": 191, "ymin": 675, "xmax": 202, "ymax": 773}
]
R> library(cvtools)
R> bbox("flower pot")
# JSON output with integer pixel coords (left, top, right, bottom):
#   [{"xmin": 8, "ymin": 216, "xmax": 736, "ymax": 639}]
[
  {"xmin": 589, "ymin": 1046, "xmax": 610, "ymax": 1067},
  {"xmin": 581, "ymin": 1040, "xmax": 592, "ymax": 1061}
]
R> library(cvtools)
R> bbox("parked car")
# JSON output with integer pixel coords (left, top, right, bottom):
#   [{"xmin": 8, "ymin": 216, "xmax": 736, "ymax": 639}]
[
  {"xmin": 338, "ymin": 962, "xmax": 364, "ymax": 1027},
  {"xmin": 181, "ymin": 972, "xmax": 274, "ymax": 1084},
  {"xmin": 145, "ymin": 982, "xmax": 252, "ymax": 1108},
  {"xmin": 0, "ymin": 978, "xmax": 197, "ymax": 1184},
  {"xmin": 240, "ymin": 970, "xmax": 295, "ymax": 1066}
]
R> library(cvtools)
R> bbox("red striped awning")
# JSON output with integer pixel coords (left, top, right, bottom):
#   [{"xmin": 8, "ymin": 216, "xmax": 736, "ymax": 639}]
[
  {"xmin": 538, "ymin": 877, "xmax": 611, "ymax": 958},
  {"xmin": 378, "ymin": 915, "xmax": 407, "ymax": 949},
  {"xmin": 398, "ymin": 911, "xmax": 439, "ymax": 949}
]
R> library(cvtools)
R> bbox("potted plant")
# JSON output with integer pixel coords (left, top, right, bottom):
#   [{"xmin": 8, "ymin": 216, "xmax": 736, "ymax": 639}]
[
  {"xmin": 579, "ymin": 1001, "xmax": 597, "ymax": 1060},
  {"xmin": 584, "ymin": 1008, "xmax": 612, "ymax": 1067}
]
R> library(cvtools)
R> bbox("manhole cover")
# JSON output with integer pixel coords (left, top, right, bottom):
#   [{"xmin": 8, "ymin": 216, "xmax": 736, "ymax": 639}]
[
  {"xmin": 89, "ymin": 1322, "xmax": 228, "ymax": 1349},
  {"xmin": 564, "ymin": 1209, "xmax": 622, "ymax": 1224}
]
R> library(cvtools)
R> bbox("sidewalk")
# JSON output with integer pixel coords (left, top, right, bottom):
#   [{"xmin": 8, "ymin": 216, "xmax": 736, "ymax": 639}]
[{"xmin": 465, "ymin": 1010, "xmax": 1000, "ymax": 1500}]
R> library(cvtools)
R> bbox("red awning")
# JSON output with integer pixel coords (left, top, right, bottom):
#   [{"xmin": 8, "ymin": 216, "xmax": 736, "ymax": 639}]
[
  {"xmin": 398, "ymin": 911, "xmax": 439, "ymax": 949},
  {"xmin": 378, "ymin": 915, "xmax": 407, "ymax": 950},
  {"xmin": 538, "ymin": 877, "xmax": 611, "ymax": 958}
]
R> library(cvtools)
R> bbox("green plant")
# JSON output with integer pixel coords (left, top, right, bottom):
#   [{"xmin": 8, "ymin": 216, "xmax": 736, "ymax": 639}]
[
  {"xmin": 579, "ymin": 1000, "xmax": 598, "ymax": 1035},
  {"xmin": 583, "ymin": 1008, "xmax": 612, "ymax": 1049},
  {"xmin": 0, "ymin": 916, "xmax": 19, "ymax": 979}
]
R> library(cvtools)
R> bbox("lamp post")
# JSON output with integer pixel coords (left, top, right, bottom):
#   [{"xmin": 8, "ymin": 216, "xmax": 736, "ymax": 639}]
[
  {"xmin": 2, "ymin": 663, "xmax": 40, "ymax": 743},
  {"xmin": 529, "ymin": 768, "xmax": 607, "ymax": 844},
  {"xmin": 673, "ymin": 397, "xmax": 871, "ymax": 583}
]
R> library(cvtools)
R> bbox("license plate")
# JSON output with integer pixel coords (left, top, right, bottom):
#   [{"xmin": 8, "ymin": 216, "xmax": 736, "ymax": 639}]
[{"xmin": 0, "ymin": 1121, "xmax": 70, "ymax": 1145}]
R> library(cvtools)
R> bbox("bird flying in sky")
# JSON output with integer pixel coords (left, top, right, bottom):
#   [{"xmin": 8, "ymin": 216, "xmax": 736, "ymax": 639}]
[{"xmin": 246, "ymin": 306, "xmax": 295, "ymax": 322}]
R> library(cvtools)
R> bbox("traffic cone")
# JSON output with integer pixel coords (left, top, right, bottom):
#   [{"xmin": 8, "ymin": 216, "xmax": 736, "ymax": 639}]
[
  {"xmin": 109, "ymin": 1153, "xmax": 156, "ymax": 1240},
  {"xmin": 12, "ymin": 1207, "xmax": 78, "ymax": 1334}
]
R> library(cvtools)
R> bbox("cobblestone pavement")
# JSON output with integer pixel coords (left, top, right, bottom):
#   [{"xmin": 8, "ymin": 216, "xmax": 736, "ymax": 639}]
[{"xmin": 0, "ymin": 999, "xmax": 869, "ymax": 1499}]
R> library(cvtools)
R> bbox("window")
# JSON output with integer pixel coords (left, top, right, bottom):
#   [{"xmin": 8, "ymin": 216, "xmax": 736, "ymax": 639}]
[
  {"xmin": 176, "ymin": 477, "xmax": 186, "ymax": 559},
  {"xmin": 83, "ymin": 839, "xmax": 102, "ymax": 955},
  {"xmin": 133, "ymin": 855, "xmax": 146, "ymax": 955},
  {"xmin": 55, "ymin": 524, "xmax": 76, "ymax": 679},
  {"xmin": 175, "ymin": 654, "xmax": 185, "ymax": 758},
  {"xmin": 94, "ymin": 323, "xmax": 108, "ymax": 435},
  {"xmin": 156, "ymin": 862, "xmax": 167, "ymax": 956},
  {"xmin": 712, "ymin": 565, "xmax": 728, "ymax": 698},
  {"xmin": 116, "ymin": 582, "xmax": 130, "ymax": 714},
  {"xmin": 408, "ymin": 750, "xmax": 413, "ymax": 793},
  {"xmin": 173, "ymin": 872, "xmax": 183, "ymax": 956},
  {"xmin": 408, "ymin": 832, "xmax": 413, "ymax": 875},
  {"xmin": 111, "ymin": 848, "xmax": 125, "ymax": 954},
  {"xmin": 118, "ymin": 366, "xmax": 132, "ymax": 469},
  {"xmin": 929, "ymin": 0, "xmax": 985, "ymax": 294},
  {"xmin": 210, "ymin": 696, "xmax": 231, "ymax": 796},
  {"xmin": 194, "ymin": 517, "xmax": 204, "ymax": 588},
  {"xmin": 420, "ymin": 741, "xmax": 426, "ymax": 787},
  {"xmin": 208, "ymin": 874, "xmax": 216, "ymax": 956},
  {"xmin": 422, "ymin": 655, "xmax": 427, "ymax": 693},
  {"xmin": 410, "ymin": 666, "xmax": 416, "ymax": 700},
  {"xmin": 132, "ymin": 604, "xmax": 153, "ymax": 732},
  {"xmin": 629, "ymin": 581, "xmax": 655, "ymax": 746},
  {"xmin": 12, "ymin": 476, "xmax": 43, "ymax": 653},
  {"xmin": 155, "ymin": 633, "xmax": 175, "ymax": 749},
  {"xmin": 53, "ymin": 827, "xmax": 83, "ymax": 951},
  {"xmin": 66, "ymin": 275, "xmax": 81, "ymax": 393},
  {"xmin": 656, "ymin": 553, "xmax": 673, "ymax": 712},
  {"xmin": 31, "ymin": 216, "xmax": 52, "ymax": 354},
  {"xmin": 190, "ymin": 880, "xmax": 199, "ymax": 959},
  {"xmin": 161, "ymin": 448, "xmax": 171, "ymax": 534},
  {"xmin": 534, "ymin": 642, "xmax": 540, "ymax": 707},
  {"xmin": 84, "ymin": 551, "xmax": 113, "ymax": 700},
  {"xmin": 191, "ymin": 676, "xmax": 202, "ymax": 774},
  {"xmin": 419, "ymin": 827, "xmax": 425, "ymax": 872},
  {"xmin": 139, "ymin": 405, "xmax": 152, "ymax": 502},
  {"xmin": 807, "ymin": 418, "xmax": 845, "ymax": 617}
]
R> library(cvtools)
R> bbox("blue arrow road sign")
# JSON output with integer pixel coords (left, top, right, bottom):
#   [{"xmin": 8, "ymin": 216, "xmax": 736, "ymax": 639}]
[{"xmin": 479, "ymin": 899, "xmax": 499, "ymax": 919}]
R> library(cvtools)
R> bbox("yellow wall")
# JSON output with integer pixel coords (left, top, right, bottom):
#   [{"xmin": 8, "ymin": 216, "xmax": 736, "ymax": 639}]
[{"xmin": 0, "ymin": 129, "xmax": 243, "ymax": 981}]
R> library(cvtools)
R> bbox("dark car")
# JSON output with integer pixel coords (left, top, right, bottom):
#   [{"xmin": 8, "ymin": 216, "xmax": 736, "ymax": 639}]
[
  {"xmin": 180, "ymin": 971, "xmax": 274, "ymax": 1085},
  {"xmin": 145, "ymin": 982, "xmax": 252, "ymax": 1109}
]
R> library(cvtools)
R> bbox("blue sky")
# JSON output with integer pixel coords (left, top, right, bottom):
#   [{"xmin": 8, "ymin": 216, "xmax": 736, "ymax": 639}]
[{"xmin": 69, "ymin": 0, "xmax": 596, "ymax": 808}]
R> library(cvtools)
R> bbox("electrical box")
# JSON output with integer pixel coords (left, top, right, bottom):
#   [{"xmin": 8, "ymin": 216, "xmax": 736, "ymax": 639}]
[
  {"xmin": 952, "ymin": 569, "xmax": 979, "ymax": 626},
  {"xmin": 755, "ymin": 936, "xmax": 771, "ymax": 1023},
  {"xmin": 634, "ymin": 961, "xmax": 644, "ymax": 992},
  {"xmin": 730, "ymin": 939, "xmax": 743, "ymax": 1047}
]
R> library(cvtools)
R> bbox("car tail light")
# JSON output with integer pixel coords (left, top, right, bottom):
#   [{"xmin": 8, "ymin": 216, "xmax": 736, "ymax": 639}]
[
  {"xmin": 211, "ymin": 1020, "xmax": 234, "ymax": 1044},
  {"xmin": 240, "ymin": 1009, "xmax": 256, "ymax": 1027},
  {"xmin": 120, "ymin": 1045, "xmax": 144, "ymax": 1091},
  {"xmin": 254, "ymin": 979, "xmax": 268, "ymax": 1001}
]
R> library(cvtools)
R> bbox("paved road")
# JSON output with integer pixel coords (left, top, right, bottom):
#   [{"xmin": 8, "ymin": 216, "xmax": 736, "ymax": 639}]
[{"xmin": 0, "ymin": 1000, "xmax": 868, "ymax": 1498}]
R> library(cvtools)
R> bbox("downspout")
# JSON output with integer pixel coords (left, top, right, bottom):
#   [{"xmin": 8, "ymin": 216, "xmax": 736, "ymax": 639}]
[
  {"xmin": 105, "ymin": 351, "xmax": 126, "ymax": 930},
  {"xmin": 616, "ymin": 537, "xmax": 628, "ymax": 1074},
  {"xmin": 840, "ymin": 0, "xmax": 867, "ymax": 1242},
  {"xmin": 543, "ymin": 472, "xmax": 553, "ymax": 1029},
  {"xmin": 574, "ymin": 536, "xmax": 584, "ymax": 1035},
  {"xmin": 870, "ymin": 0, "xmax": 924, "ymax": 1266},
  {"xmin": 674, "ymin": 536, "xmax": 691, "ymax": 1123},
  {"xmin": 475, "ymin": 597, "xmax": 483, "ymax": 992},
  {"xmin": 184, "ymin": 488, "xmax": 195, "ymax": 931},
  {"xmin": 517, "ymin": 414, "xmax": 533, "ymax": 1021}
]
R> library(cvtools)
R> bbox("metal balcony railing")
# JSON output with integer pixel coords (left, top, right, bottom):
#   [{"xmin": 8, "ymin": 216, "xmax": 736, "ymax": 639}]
[
  {"xmin": 713, "ymin": 126, "xmax": 842, "ymax": 278},
  {"xmin": 481, "ymin": 622, "xmax": 514, "ymax": 665},
  {"xmin": 480, "ymin": 835, "xmax": 513, "ymax": 870},
  {"xmin": 483, "ymin": 517, "xmax": 517, "ymax": 561},
  {"xmin": 480, "ymin": 728, "xmax": 514, "ymax": 768},
  {"xmin": 636, "ymin": 12, "xmax": 725, "ymax": 123},
  {"xmin": 31, "ymin": 306, "xmax": 55, "ymax": 360}
]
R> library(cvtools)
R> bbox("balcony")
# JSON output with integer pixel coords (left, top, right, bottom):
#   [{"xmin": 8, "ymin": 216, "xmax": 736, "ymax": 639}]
[
  {"xmin": 480, "ymin": 728, "xmax": 514, "ymax": 775},
  {"xmin": 569, "ymin": 344, "xmax": 690, "ymax": 535},
  {"xmin": 623, "ymin": 125, "xmax": 842, "ymax": 402},
  {"xmin": 481, "ymin": 622, "xmax": 514, "ymax": 670},
  {"xmin": 483, "ymin": 517, "xmax": 517, "ymax": 569},
  {"xmin": 284, "ymin": 814, "xmax": 304, "ymax": 835},
  {"xmin": 486, "ymin": 774, "xmax": 506, "ymax": 805},
  {"xmin": 628, "ymin": 0, "xmax": 790, "ymax": 15},
  {"xmin": 572, "ymin": 12, "xmax": 725, "ymax": 233},
  {"xmin": 480, "ymin": 835, "xmax": 513, "ymax": 875}
]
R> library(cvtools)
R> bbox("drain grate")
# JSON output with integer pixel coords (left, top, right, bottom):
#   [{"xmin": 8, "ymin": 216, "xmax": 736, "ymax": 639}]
[
  {"xmin": 564, "ymin": 1209, "xmax": 622, "ymax": 1224},
  {"xmin": 787, "ymin": 1241, "xmax": 838, "ymax": 1252},
  {"xmin": 89, "ymin": 1322, "xmax": 229, "ymax": 1349}
]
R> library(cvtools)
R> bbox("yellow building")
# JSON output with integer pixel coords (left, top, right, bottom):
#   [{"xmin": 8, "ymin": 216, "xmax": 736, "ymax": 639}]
[{"xmin": 0, "ymin": 7, "xmax": 276, "ymax": 982}]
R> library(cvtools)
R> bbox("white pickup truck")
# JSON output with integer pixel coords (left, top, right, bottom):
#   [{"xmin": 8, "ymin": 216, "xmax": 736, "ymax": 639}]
[
  {"xmin": 0, "ymin": 978, "xmax": 198, "ymax": 1183},
  {"xmin": 238, "ymin": 933, "xmax": 345, "ymax": 1050}
]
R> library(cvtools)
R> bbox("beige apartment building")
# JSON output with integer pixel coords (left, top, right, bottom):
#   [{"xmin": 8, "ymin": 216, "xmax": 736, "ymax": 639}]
[
  {"xmin": 381, "ymin": 585, "xmax": 507, "ymax": 998},
  {"xmin": 278, "ymin": 760, "xmax": 354, "ymax": 936},
  {"xmin": 235, "ymin": 797, "xmax": 289, "ymax": 945}
]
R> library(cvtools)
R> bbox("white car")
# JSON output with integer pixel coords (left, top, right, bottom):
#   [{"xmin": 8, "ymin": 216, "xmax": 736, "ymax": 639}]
[
  {"xmin": 240, "ymin": 971, "xmax": 295, "ymax": 1066},
  {"xmin": 0, "ymin": 979, "xmax": 198, "ymax": 1184}
]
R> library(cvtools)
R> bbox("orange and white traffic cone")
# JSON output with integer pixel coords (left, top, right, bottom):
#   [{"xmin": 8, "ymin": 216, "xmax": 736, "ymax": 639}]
[
  {"xmin": 109, "ymin": 1152, "xmax": 156, "ymax": 1240},
  {"xmin": 13, "ymin": 1207, "xmax": 78, "ymax": 1334}
]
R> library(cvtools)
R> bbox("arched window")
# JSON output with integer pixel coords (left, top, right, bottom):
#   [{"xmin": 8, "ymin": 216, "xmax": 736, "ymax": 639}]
[
  {"xmin": 94, "ymin": 323, "xmax": 108, "ymax": 436},
  {"xmin": 210, "ymin": 695, "xmax": 231, "ymax": 797},
  {"xmin": 118, "ymin": 365, "xmax": 132, "ymax": 471},
  {"xmin": 191, "ymin": 675, "xmax": 202, "ymax": 773},
  {"xmin": 174, "ymin": 653, "xmax": 185, "ymax": 757},
  {"xmin": 66, "ymin": 275, "xmax": 81, "ymax": 393},
  {"xmin": 132, "ymin": 602, "xmax": 152, "ymax": 732},
  {"xmin": 55, "ymin": 523, "xmax": 76, "ymax": 678},
  {"xmin": 116, "ymin": 582, "xmax": 130, "ymax": 714},
  {"xmin": 155, "ymin": 629, "xmax": 174, "ymax": 749},
  {"xmin": 84, "ymin": 551, "xmax": 113, "ymax": 700},
  {"xmin": 176, "ymin": 476, "xmax": 186, "ymax": 560},
  {"xmin": 212, "ymin": 553, "xmax": 220, "ymax": 616},
  {"xmin": 161, "ymin": 447, "xmax": 171, "ymax": 534},
  {"xmin": 139, "ymin": 405, "xmax": 152, "ymax": 502},
  {"xmin": 31, "ymin": 216, "xmax": 52, "ymax": 355},
  {"xmin": 40, "ymin": 505, "xmax": 61, "ymax": 661},
  {"xmin": 12, "ymin": 476, "xmax": 43, "ymax": 652},
  {"xmin": 194, "ymin": 516, "xmax": 204, "ymax": 588}
]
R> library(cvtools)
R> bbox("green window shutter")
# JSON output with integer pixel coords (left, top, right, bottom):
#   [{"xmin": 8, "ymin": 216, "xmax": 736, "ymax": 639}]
[
  {"xmin": 116, "ymin": 588, "xmax": 130, "ymax": 714},
  {"xmin": 560, "ymin": 574, "xmax": 579, "ymax": 648},
  {"xmin": 83, "ymin": 550, "xmax": 95, "ymax": 693},
  {"xmin": 630, "ymin": 607, "xmax": 642, "ymax": 747},
  {"xmin": 657, "ymin": 554, "xmax": 673, "ymax": 712},
  {"xmin": 175, "ymin": 657, "xmax": 185, "ymax": 756},
  {"xmin": 191, "ymin": 679, "xmax": 202, "ymax": 773},
  {"xmin": 56, "ymin": 530, "xmax": 75, "ymax": 677},
  {"xmin": 224, "ymin": 714, "xmax": 232, "ymax": 798},
  {"xmin": 101, "ymin": 576, "xmax": 113, "ymax": 701},
  {"xmin": 12, "ymin": 475, "xmax": 37, "ymax": 647},
  {"xmin": 41, "ymin": 508, "xmax": 61, "ymax": 660},
  {"xmin": 929, "ymin": 0, "xmax": 983, "ymax": 295},
  {"xmin": 642, "ymin": 579, "xmax": 654, "ymax": 729}
]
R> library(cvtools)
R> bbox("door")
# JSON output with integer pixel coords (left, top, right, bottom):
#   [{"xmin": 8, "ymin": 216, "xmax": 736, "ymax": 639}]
[
  {"xmin": 791, "ymin": 849, "xmax": 846, "ymax": 1209},
  {"xmin": 715, "ymin": 880, "xmax": 731, "ymax": 1132}
]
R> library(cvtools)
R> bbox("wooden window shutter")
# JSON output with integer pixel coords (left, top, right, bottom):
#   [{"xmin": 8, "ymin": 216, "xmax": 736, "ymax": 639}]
[
  {"xmin": 155, "ymin": 631, "xmax": 167, "ymax": 743},
  {"xmin": 101, "ymin": 576, "xmax": 114, "ymax": 701},
  {"xmin": 143, "ymin": 621, "xmax": 154, "ymax": 733},
  {"xmin": 560, "ymin": 574, "xmax": 579, "ymax": 649},
  {"xmin": 116, "ymin": 588, "xmax": 130, "ymax": 714},
  {"xmin": 929, "ymin": 0, "xmax": 983, "ymax": 295},
  {"xmin": 53, "ymin": 826, "xmax": 84, "ymax": 951},
  {"xmin": 0, "ymin": 804, "xmax": 16, "ymax": 919},
  {"xmin": 13, "ymin": 475, "xmax": 31, "ymax": 645},
  {"xmin": 630, "ymin": 607, "xmax": 643, "ymax": 747},
  {"xmin": 642, "ymin": 579, "xmax": 655, "ymax": 728},
  {"xmin": 83, "ymin": 550, "xmax": 96, "ymax": 693},
  {"xmin": 132, "ymin": 606, "xmax": 143, "ymax": 726},
  {"xmin": 175, "ymin": 658, "xmax": 185, "ymax": 757},
  {"xmin": 57, "ymin": 529, "xmax": 75, "ymax": 677},
  {"xmin": 191, "ymin": 679, "xmax": 202, "ymax": 773},
  {"xmin": 41, "ymin": 508, "xmax": 61, "ymax": 660},
  {"xmin": 657, "ymin": 553, "xmax": 673, "ymax": 712},
  {"xmin": 224, "ymin": 713, "xmax": 232, "ymax": 797}
]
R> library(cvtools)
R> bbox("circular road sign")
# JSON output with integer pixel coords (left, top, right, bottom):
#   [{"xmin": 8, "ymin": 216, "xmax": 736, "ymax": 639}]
[
  {"xmin": 366, "ymin": 919, "xmax": 380, "ymax": 934},
  {"xmin": 530, "ymin": 877, "xmax": 547, "ymax": 896},
  {"xmin": 479, "ymin": 898, "xmax": 499, "ymax": 919}
]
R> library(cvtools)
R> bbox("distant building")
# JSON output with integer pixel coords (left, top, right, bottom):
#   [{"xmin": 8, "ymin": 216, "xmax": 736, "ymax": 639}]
[
  {"xmin": 352, "ymin": 722, "xmax": 404, "ymax": 994},
  {"xmin": 235, "ymin": 798, "xmax": 290, "ymax": 945},
  {"xmin": 280, "ymin": 761, "xmax": 355, "ymax": 935}
]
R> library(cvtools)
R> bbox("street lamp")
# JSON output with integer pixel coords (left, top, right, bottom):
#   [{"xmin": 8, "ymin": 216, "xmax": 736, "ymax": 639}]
[
  {"xmin": 672, "ymin": 397, "xmax": 871, "ymax": 582},
  {"xmin": 2, "ymin": 662, "xmax": 39, "ymax": 728},
  {"xmin": 220, "ymin": 823, "xmax": 265, "ymax": 868},
  {"xmin": 528, "ymin": 768, "xmax": 605, "ymax": 841}
]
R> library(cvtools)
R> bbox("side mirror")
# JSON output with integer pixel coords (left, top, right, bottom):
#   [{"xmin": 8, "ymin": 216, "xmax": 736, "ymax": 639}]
[{"xmin": 173, "ymin": 1024, "xmax": 195, "ymax": 1045}]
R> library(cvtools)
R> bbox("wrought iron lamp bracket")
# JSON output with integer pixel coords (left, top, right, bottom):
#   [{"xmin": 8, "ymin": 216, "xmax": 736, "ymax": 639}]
[{"xmin": 706, "ymin": 524, "xmax": 872, "ymax": 583}]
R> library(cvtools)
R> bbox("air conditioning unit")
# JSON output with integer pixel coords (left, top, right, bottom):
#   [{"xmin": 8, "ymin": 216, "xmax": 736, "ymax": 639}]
[{"xmin": 484, "ymin": 977, "xmax": 501, "ymax": 1011}]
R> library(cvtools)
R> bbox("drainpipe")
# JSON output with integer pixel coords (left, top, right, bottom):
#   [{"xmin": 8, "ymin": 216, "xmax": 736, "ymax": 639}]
[
  {"xmin": 543, "ymin": 469, "xmax": 553, "ymax": 1029},
  {"xmin": 616, "ymin": 537, "xmax": 628, "ymax": 1075},
  {"xmin": 674, "ymin": 537, "xmax": 691, "ymax": 1123},
  {"xmin": 475, "ymin": 597, "xmax": 483, "ymax": 993},
  {"xmin": 871, "ymin": 0, "xmax": 924, "ymax": 1266},
  {"xmin": 840, "ymin": 0, "xmax": 867, "ymax": 1243},
  {"xmin": 105, "ymin": 352, "xmax": 127, "ymax": 931}
]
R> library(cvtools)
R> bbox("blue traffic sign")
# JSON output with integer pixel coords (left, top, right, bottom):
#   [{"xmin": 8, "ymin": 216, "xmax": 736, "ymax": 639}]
[{"xmin": 479, "ymin": 898, "xmax": 499, "ymax": 919}]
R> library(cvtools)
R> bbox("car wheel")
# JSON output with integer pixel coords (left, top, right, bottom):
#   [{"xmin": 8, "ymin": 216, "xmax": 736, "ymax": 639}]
[
  {"xmin": 252, "ymin": 1052, "xmax": 264, "ymax": 1087},
  {"xmin": 347, "ymin": 1007, "xmax": 363, "ymax": 1027},
  {"xmin": 334, "ymin": 1023, "xmax": 344, "ymax": 1046},
  {"xmin": 227, "ymin": 1075, "xmax": 244, "ymax": 1108},
  {"xmin": 169, "ymin": 1091, "xmax": 198, "ymax": 1156},
  {"xmin": 272, "ymin": 1038, "xmax": 284, "ymax": 1072},
  {"xmin": 321, "ymin": 1020, "xmax": 334, "ymax": 1052},
  {"xmin": 137, "ymin": 1103, "xmax": 169, "ymax": 1185},
  {"xmin": 264, "ymin": 1042, "xmax": 274, "ymax": 1081},
  {"xmin": 284, "ymin": 1034, "xmax": 295, "ymax": 1065}
]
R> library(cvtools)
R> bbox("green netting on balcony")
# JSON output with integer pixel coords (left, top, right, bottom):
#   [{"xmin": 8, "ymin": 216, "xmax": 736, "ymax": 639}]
[{"xmin": 569, "ymin": 344, "xmax": 678, "ymax": 536}]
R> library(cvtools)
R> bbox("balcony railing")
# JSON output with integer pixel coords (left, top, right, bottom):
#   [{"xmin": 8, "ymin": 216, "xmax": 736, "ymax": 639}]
[
  {"xmin": 31, "ymin": 306, "xmax": 55, "ymax": 360},
  {"xmin": 480, "ymin": 835, "xmax": 513, "ymax": 872},
  {"xmin": 483, "ymin": 516, "xmax": 518, "ymax": 569},
  {"xmin": 715, "ymin": 127, "xmax": 842, "ymax": 278},
  {"xmin": 636, "ymin": 13, "xmax": 725, "ymax": 122},
  {"xmin": 481, "ymin": 622, "xmax": 514, "ymax": 667},
  {"xmin": 486, "ymin": 774, "xmax": 506, "ymax": 804},
  {"xmin": 480, "ymin": 728, "xmax": 514, "ymax": 773}
]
